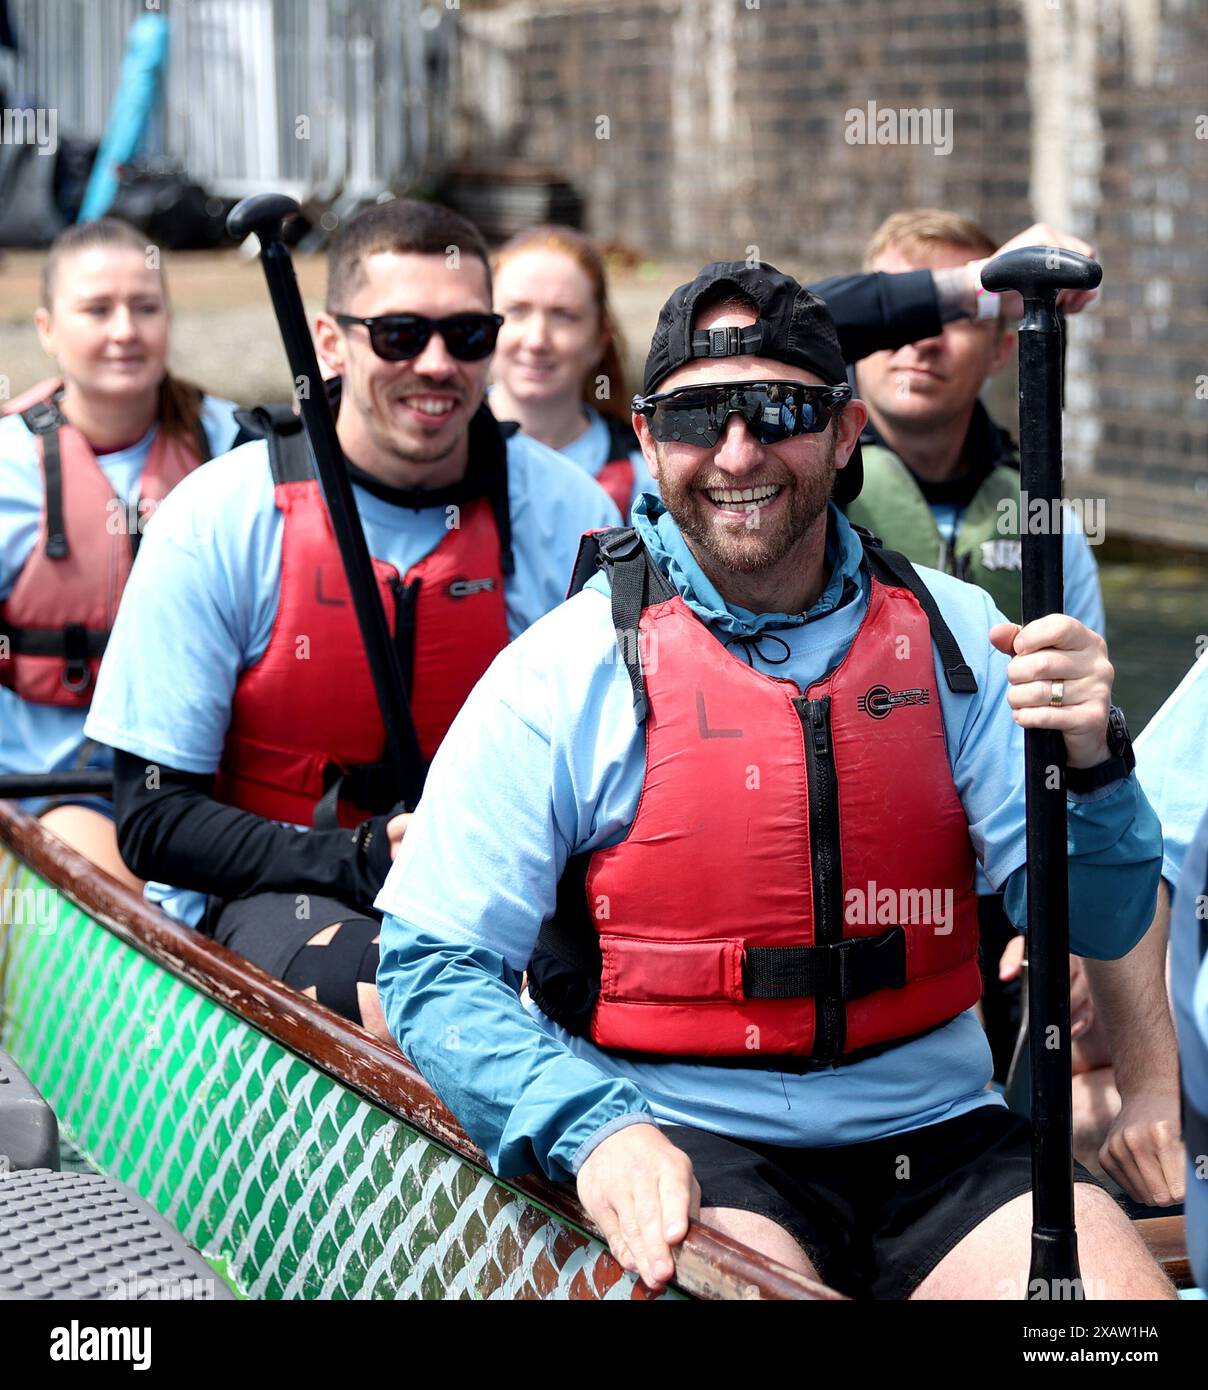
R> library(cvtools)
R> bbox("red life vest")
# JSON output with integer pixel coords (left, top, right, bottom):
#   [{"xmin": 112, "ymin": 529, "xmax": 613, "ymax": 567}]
[
  {"xmin": 214, "ymin": 411, "xmax": 512, "ymax": 828},
  {"xmin": 529, "ymin": 529, "xmax": 983, "ymax": 1065},
  {"xmin": 596, "ymin": 459, "xmax": 634, "ymax": 514},
  {"xmin": 0, "ymin": 378, "xmax": 210, "ymax": 707},
  {"xmin": 594, "ymin": 416, "xmax": 640, "ymax": 514}
]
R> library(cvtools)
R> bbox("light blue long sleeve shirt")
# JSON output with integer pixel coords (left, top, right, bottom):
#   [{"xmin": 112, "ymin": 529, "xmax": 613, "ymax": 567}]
[
  {"xmin": 1135, "ymin": 650, "xmax": 1208, "ymax": 891},
  {"xmin": 553, "ymin": 407, "xmax": 657, "ymax": 519},
  {"xmin": 1138, "ymin": 651, "xmax": 1208, "ymax": 1288},
  {"xmin": 375, "ymin": 497, "xmax": 1162, "ymax": 1185},
  {"xmin": 1171, "ymin": 803, "xmax": 1208, "ymax": 1291}
]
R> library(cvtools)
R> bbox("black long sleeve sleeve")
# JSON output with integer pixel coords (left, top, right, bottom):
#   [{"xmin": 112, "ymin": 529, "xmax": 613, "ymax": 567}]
[
  {"xmin": 807, "ymin": 270, "xmax": 943, "ymax": 364},
  {"xmin": 112, "ymin": 749, "xmax": 396, "ymax": 914}
]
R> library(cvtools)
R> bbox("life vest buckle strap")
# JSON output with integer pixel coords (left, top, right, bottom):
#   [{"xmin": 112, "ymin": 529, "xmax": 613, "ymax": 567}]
[
  {"xmin": 38, "ymin": 416, "xmax": 70, "ymax": 561},
  {"xmin": 60, "ymin": 623, "xmax": 92, "ymax": 694},
  {"xmin": 312, "ymin": 757, "xmax": 404, "ymax": 828},
  {"xmin": 742, "ymin": 927, "xmax": 907, "ymax": 1002},
  {"xmin": 598, "ymin": 528, "xmax": 643, "ymax": 565},
  {"xmin": 827, "ymin": 928, "xmax": 907, "ymax": 999},
  {"xmin": 20, "ymin": 398, "xmax": 65, "ymax": 435}
]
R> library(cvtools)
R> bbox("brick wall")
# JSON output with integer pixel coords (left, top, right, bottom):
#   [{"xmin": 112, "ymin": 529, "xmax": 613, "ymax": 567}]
[{"xmin": 453, "ymin": 0, "xmax": 1208, "ymax": 549}]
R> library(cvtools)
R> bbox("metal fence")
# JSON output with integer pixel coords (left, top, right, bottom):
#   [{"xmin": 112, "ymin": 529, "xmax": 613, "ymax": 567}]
[{"xmin": 2, "ymin": 0, "xmax": 453, "ymax": 203}]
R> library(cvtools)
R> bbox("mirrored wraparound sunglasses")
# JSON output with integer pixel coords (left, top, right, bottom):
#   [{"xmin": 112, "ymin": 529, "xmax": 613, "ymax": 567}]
[
  {"xmin": 333, "ymin": 311, "xmax": 504, "ymax": 362},
  {"xmin": 632, "ymin": 379, "xmax": 852, "ymax": 448}
]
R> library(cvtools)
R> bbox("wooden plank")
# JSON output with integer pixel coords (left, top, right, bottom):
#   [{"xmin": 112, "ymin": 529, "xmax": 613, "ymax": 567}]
[{"xmin": 1136, "ymin": 1215, "xmax": 1193, "ymax": 1289}]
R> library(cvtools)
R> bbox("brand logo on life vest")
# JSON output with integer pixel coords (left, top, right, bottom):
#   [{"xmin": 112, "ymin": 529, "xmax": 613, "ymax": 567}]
[
  {"xmin": 979, "ymin": 538, "xmax": 1022, "ymax": 572},
  {"xmin": 857, "ymin": 684, "xmax": 930, "ymax": 719},
  {"xmin": 447, "ymin": 577, "xmax": 497, "ymax": 599}
]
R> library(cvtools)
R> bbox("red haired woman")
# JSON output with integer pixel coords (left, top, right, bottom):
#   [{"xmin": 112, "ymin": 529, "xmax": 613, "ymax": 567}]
[{"xmin": 489, "ymin": 226, "xmax": 654, "ymax": 518}]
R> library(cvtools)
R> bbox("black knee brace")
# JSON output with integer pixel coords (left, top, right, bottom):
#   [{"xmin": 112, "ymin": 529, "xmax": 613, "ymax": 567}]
[{"xmin": 282, "ymin": 917, "xmax": 380, "ymax": 1025}]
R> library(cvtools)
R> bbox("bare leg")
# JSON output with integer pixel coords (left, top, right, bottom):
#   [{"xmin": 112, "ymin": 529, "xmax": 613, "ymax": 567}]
[
  {"xmin": 699, "ymin": 1206, "xmax": 820, "ymax": 1279},
  {"xmin": 910, "ymin": 1183, "xmax": 1175, "ymax": 1300},
  {"xmin": 39, "ymin": 805, "xmax": 143, "ymax": 893}
]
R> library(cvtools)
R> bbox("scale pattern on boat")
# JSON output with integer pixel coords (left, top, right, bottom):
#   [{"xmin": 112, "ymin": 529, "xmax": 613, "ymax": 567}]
[{"xmin": 0, "ymin": 850, "xmax": 672, "ymax": 1300}]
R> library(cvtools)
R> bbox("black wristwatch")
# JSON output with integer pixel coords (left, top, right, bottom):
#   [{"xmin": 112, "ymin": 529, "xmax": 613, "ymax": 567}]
[{"xmin": 1065, "ymin": 705, "xmax": 1135, "ymax": 793}]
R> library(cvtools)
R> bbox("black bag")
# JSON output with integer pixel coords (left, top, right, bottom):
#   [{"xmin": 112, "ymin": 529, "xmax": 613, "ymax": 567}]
[
  {"xmin": 106, "ymin": 158, "xmax": 228, "ymax": 249},
  {"xmin": 0, "ymin": 141, "xmax": 67, "ymax": 246}
]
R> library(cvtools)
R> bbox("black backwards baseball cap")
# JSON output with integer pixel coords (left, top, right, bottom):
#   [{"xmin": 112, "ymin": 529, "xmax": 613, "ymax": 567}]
[{"xmin": 641, "ymin": 260, "xmax": 863, "ymax": 504}]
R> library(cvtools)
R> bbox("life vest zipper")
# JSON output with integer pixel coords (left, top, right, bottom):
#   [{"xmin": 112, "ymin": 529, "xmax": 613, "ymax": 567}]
[
  {"xmin": 389, "ymin": 575, "xmax": 419, "ymax": 695},
  {"xmin": 797, "ymin": 694, "xmax": 845, "ymax": 1060}
]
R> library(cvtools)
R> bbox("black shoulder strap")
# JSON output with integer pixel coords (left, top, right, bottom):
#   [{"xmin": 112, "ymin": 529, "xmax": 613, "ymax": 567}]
[
  {"xmin": 233, "ymin": 403, "xmax": 312, "ymax": 485},
  {"xmin": 603, "ymin": 414, "xmax": 638, "ymax": 464},
  {"xmin": 569, "ymin": 527, "xmax": 674, "ymax": 724},
  {"xmin": 566, "ymin": 530, "xmax": 607, "ymax": 599},
  {"xmin": 191, "ymin": 415, "xmax": 213, "ymax": 465},
  {"xmin": 477, "ymin": 408, "xmax": 515, "ymax": 577},
  {"xmin": 22, "ymin": 397, "xmax": 69, "ymax": 560},
  {"xmin": 856, "ymin": 527, "xmax": 978, "ymax": 694}
]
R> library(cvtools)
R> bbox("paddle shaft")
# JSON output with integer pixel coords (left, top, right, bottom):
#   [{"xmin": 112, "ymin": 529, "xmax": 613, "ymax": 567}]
[
  {"xmin": 0, "ymin": 771, "xmax": 114, "ymax": 799},
  {"xmin": 981, "ymin": 246, "xmax": 1101, "ymax": 1298},
  {"xmin": 231, "ymin": 198, "xmax": 425, "ymax": 811},
  {"xmin": 1017, "ymin": 301, "xmax": 1080, "ymax": 1295}
]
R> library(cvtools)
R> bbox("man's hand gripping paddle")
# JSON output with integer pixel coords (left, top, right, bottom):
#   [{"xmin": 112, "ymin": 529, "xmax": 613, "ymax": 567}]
[{"xmin": 980, "ymin": 246, "xmax": 1103, "ymax": 1299}]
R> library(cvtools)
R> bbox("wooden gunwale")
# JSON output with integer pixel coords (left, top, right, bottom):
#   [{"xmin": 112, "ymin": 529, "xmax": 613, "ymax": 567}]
[{"xmin": 0, "ymin": 801, "xmax": 842, "ymax": 1302}]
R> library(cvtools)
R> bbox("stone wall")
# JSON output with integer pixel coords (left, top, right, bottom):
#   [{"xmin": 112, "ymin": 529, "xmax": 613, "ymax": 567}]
[{"xmin": 452, "ymin": 0, "xmax": 1208, "ymax": 548}]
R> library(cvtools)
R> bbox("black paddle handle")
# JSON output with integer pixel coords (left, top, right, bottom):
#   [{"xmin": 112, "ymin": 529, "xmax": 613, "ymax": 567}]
[
  {"xmin": 227, "ymin": 195, "xmax": 425, "ymax": 812},
  {"xmin": 981, "ymin": 246, "xmax": 1102, "ymax": 1298}
]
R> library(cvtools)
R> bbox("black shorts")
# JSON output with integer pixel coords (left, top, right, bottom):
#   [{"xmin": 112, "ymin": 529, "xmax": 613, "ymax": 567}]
[
  {"xmin": 977, "ymin": 893, "xmax": 1024, "ymax": 1083},
  {"xmin": 201, "ymin": 891, "xmax": 380, "ymax": 1023},
  {"xmin": 663, "ymin": 1105, "xmax": 1102, "ymax": 1300}
]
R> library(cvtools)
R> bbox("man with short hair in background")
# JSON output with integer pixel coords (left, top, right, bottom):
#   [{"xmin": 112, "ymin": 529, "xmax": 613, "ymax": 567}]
[
  {"xmin": 846, "ymin": 208, "xmax": 1103, "ymax": 633},
  {"xmin": 847, "ymin": 210, "xmax": 1180, "ymax": 1211}
]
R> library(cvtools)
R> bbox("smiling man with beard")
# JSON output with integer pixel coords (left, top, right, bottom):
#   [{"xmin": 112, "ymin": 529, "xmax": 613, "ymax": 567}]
[
  {"xmin": 649, "ymin": 310, "xmax": 844, "ymax": 588},
  {"xmin": 82, "ymin": 200, "xmax": 621, "ymax": 1037},
  {"xmin": 375, "ymin": 261, "xmax": 1172, "ymax": 1301}
]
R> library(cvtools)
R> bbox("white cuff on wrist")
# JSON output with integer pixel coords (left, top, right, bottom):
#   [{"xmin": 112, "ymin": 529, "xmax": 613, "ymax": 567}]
[{"xmin": 970, "ymin": 261, "xmax": 1001, "ymax": 320}]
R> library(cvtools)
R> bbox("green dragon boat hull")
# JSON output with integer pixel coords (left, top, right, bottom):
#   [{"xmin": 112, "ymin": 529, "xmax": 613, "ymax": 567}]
[{"xmin": 0, "ymin": 841, "xmax": 666, "ymax": 1300}]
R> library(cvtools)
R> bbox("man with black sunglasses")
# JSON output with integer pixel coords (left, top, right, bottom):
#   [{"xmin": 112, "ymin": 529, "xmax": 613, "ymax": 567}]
[
  {"xmin": 375, "ymin": 260, "xmax": 1171, "ymax": 1300},
  {"xmin": 82, "ymin": 199, "xmax": 622, "ymax": 1038}
]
